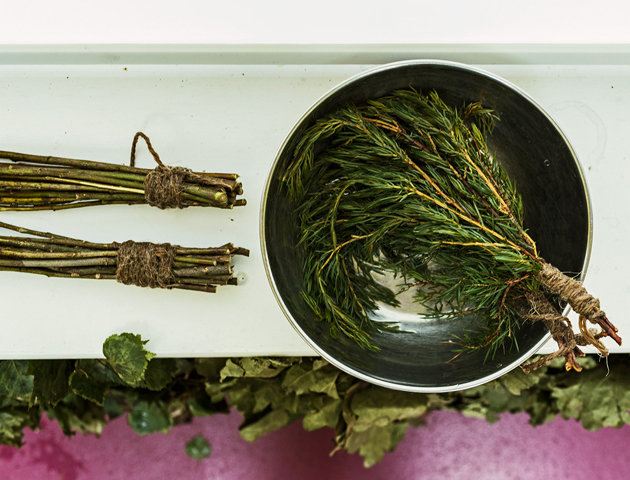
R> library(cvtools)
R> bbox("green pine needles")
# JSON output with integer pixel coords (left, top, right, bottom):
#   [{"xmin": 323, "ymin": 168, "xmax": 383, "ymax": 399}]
[{"xmin": 283, "ymin": 89, "xmax": 620, "ymax": 370}]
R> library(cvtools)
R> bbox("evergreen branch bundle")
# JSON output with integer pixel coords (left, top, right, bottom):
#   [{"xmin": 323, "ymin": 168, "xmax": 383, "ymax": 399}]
[
  {"xmin": 0, "ymin": 221, "xmax": 248, "ymax": 292},
  {"xmin": 283, "ymin": 89, "xmax": 621, "ymax": 370},
  {"xmin": 0, "ymin": 133, "xmax": 245, "ymax": 211}
]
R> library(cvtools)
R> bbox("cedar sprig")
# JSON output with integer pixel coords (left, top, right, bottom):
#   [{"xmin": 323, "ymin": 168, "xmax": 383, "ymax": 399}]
[{"xmin": 283, "ymin": 89, "xmax": 620, "ymax": 367}]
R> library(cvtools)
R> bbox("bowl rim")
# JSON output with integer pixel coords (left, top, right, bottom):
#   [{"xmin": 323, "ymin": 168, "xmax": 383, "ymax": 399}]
[{"xmin": 259, "ymin": 59, "xmax": 593, "ymax": 393}]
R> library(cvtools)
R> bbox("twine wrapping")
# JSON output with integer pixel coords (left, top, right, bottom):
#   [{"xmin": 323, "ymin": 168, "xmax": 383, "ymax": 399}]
[
  {"xmin": 144, "ymin": 165, "xmax": 189, "ymax": 209},
  {"xmin": 116, "ymin": 240, "xmax": 175, "ymax": 289},
  {"xmin": 537, "ymin": 263, "xmax": 618, "ymax": 351},
  {"xmin": 131, "ymin": 132, "xmax": 190, "ymax": 209},
  {"xmin": 521, "ymin": 290, "xmax": 587, "ymax": 373},
  {"xmin": 537, "ymin": 263, "xmax": 603, "ymax": 322},
  {"xmin": 521, "ymin": 263, "xmax": 615, "ymax": 373}
]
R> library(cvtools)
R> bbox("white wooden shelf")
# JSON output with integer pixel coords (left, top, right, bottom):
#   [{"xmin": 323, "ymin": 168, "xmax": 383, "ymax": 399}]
[{"xmin": 0, "ymin": 44, "xmax": 627, "ymax": 358}]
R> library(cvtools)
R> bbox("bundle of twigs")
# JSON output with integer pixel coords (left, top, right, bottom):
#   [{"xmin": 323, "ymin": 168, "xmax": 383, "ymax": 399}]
[
  {"xmin": 0, "ymin": 133, "xmax": 245, "ymax": 211},
  {"xmin": 283, "ymin": 89, "xmax": 621, "ymax": 372},
  {"xmin": 0, "ymin": 221, "xmax": 248, "ymax": 293}
]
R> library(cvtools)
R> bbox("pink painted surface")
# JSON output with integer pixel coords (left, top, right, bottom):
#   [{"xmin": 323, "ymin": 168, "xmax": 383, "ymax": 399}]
[{"xmin": 0, "ymin": 410, "xmax": 628, "ymax": 480}]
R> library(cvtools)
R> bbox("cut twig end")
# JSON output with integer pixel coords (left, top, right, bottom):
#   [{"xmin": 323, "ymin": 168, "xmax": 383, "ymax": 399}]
[{"xmin": 0, "ymin": 133, "xmax": 246, "ymax": 210}]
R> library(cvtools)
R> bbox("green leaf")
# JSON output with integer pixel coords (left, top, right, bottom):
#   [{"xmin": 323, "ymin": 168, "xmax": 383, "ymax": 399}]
[
  {"xmin": 220, "ymin": 359, "xmax": 245, "ymax": 382},
  {"xmin": 68, "ymin": 359, "xmax": 125, "ymax": 406},
  {"xmin": 48, "ymin": 394, "xmax": 108, "ymax": 438},
  {"xmin": 274, "ymin": 390, "xmax": 313, "ymax": 416},
  {"xmin": 500, "ymin": 367, "xmax": 546, "ymax": 396},
  {"xmin": 185, "ymin": 435, "xmax": 212, "ymax": 460},
  {"xmin": 27, "ymin": 360, "xmax": 73, "ymax": 408},
  {"xmin": 252, "ymin": 382, "xmax": 285, "ymax": 414},
  {"xmin": 128, "ymin": 400, "xmax": 173, "ymax": 435},
  {"xmin": 0, "ymin": 409, "xmax": 36, "ymax": 447},
  {"xmin": 69, "ymin": 369, "xmax": 108, "ymax": 406},
  {"xmin": 335, "ymin": 383, "xmax": 422, "ymax": 467},
  {"xmin": 102, "ymin": 333, "xmax": 155, "ymax": 387},
  {"xmin": 0, "ymin": 360, "xmax": 33, "ymax": 401},
  {"xmin": 86, "ymin": 359, "xmax": 128, "ymax": 386},
  {"xmin": 195, "ymin": 358, "xmax": 227, "ymax": 378},
  {"xmin": 303, "ymin": 396, "xmax": 342, "ymax": 431},
  {"xmin": 239, "ymin": 357, "xmax": 297, "ymax": 378},
  {"xmin": 524, "ymin": 389, "xmax": 558, "ymax": 426},
  {"xmin": 282, "ymin": 360, "xmax": 340, "ymax": 398},
  {"xmin": 227, "ymin": 382, "xmax": 265, "ymax": 418},
  {"xmin": 145, "ymin": 358, "xmax": 177, "ymax": 391},
  {"xmin": 219, "ymin": 357, "xmax": 298, "ymax": 381},
  {"xmin": 205, "ymin": 378, "xmax": 238, "ymax": 403},
  {"xmin": 239, "ymin": 409, "xmax": 293, "ymax": 442},
  {"xmin": 345, "ymin": 422, "xmax": 409, "ymax": 468},
  {"xmin": 173, "ymin": 359, "xmax": 195, "ymax": 377},
  {"xmin": 551, "ymin": 366, "xmax": 630, "ymax": 430},
  {"xmin": 480, "ymin": 385, "xmax": 529, "ymax": 422},
  {"xmin": 457, "ymin": 381, "xmax": 530, "ymax": 423},
  {"xmin": 103, "ymin": 394, "xmax": 126, "ymax": 420},
  {"xmin": 351, "ymin": 387, "xmax": 428, "ymax": 431}
]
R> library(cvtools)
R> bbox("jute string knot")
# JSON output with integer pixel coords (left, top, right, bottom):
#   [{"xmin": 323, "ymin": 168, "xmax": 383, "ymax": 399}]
[
  {"xmin": 520, "ymin": 290, "xmax": 586, "ymax": 373},
  {"xmin": 537, "ymin": 262, "xmax": 611, "ymax": 354},
  {"xmin": 144, "ymin": 165, "xmax": 190, "ymax": 209},
  {"xmin": 116, "ymin": 240, "xmax": 175, "ymax": 289},
  {"xmin": 520, "ymin": 265, "xmax": 613, "ymax": 373},
  {"xmin": 537, "ymin": 263, "xmax": 603, "ymax": 321},
  {"xmin": 131, "ymin": 132, "xmax": 191, "ymax": 209}
]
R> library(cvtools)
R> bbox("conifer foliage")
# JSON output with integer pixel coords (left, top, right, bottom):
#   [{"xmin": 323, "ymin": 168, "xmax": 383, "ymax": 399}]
[{"xmin": 283, "ymin": 89, "xmax": 620, "ymax": 370}]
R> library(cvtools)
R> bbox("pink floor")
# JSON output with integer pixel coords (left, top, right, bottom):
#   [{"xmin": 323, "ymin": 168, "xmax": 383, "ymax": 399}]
[{"xmin": 0, "ymin": 409, "xmax": 628, "ymax": 480}]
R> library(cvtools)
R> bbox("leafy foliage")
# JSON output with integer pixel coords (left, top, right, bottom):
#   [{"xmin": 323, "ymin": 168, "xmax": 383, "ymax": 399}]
[
  {"xmin": 0, "ymin": 397, "xmax": 39, "ymax": 447},
  {"xmin": 69, "ymin": 368, "xmax": 108, "ymax": 406},
  {"xmin": 0, "ymin": 331, "xmax": 629, "ymax": 467},
  {"xmin": 551, "ymin": 358, "xmax": 630, "ymax": 430},
  {"xmin": 0, "ymin": 333, "xmax": 185, "ymax": 441},
  {"xmin": 145, "ymin": 358, "xmax": 178, "ymax": 391},
  {"xmin": 344, "ymin": 422, "xmax": 408, "ymax": 468},
  {"xmin": 102, "ymin": 333, "xmax": 155, "ymax": 387},
  {"xmin": 0, "ymin": 361, "xmax": 33, "ymax": 401},
  {"xmin": 27, "ymin": 360, "xmax": 73, "ymax": 408},
  {"xmin": 185, "ymin": 435, "xmax": 212, "ymax": 460},
  {"xmin": 128, "ymin": 400, "xmax": 173, "ymax": 435},
  {"xmin": 68, "ymin": 359, "xmax": 126, "ymax": 406},
  {"xmin": 48, "ymin": 393, "xmax": 108, "ymax": 438}
]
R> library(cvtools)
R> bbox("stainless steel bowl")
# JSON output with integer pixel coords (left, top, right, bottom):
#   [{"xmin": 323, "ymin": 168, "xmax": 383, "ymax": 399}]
[{"xmin": 260, "ymin": 60, "xmax": 592, "ymax": 393}]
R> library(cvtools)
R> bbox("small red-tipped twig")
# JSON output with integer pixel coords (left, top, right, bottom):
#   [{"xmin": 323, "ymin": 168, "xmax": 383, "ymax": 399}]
[{"xmin": 593, "ymin": 314, "xmax": 622, "ymax": 345}]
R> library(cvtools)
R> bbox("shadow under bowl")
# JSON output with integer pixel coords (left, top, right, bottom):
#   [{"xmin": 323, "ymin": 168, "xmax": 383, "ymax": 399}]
[{"xmin": 260, "ymin": 60, "xmax": 591, "ymax": 392}]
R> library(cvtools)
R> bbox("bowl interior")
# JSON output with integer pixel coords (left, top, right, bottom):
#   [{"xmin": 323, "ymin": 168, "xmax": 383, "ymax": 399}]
[{"xmin": 262, "ymin": 62, "xmax": 590, "ymax": 392}]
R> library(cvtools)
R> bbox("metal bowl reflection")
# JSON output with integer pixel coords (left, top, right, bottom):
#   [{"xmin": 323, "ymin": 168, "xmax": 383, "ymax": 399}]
[{"xmin": 260, "ymin": 60, "xmax": 591, "ymax": 392}]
